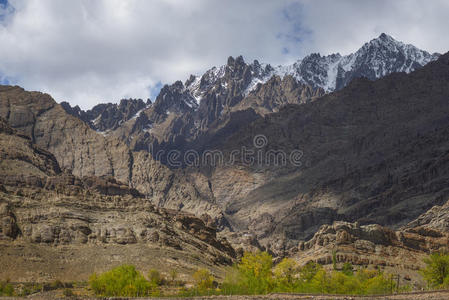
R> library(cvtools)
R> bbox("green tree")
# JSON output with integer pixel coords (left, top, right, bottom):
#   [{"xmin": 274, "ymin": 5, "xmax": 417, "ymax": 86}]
[
  {"xmin": 361, "ymin": 272, "xmax": 391, "ymax": 294},
  {"xmin": 299, "ymin": 261, "xmax": 321, "ymax": 283},
  {"xmin": 309, "ymin": 268, "xmax": 330, "ymax": 293},
  {"xmin": 342, "ymin": 262, "xmax": 354, "ymax": 276},
  {"xmin": 193, "ymin": 269, "xmax": 214, "ymax": 290},
  {"xmin": 420, "ymin": 252, "xmax": 449, "ymax": 289},
  {"xmin": 329, "ymin": 271, "xmax": 359, "ymax": 294},
  {"xmin": 273, "ymin": 258, "xmax": 298, "ymax": 291},
  {"xmin": 237, "ymin": 251, "xmax": 274, "ymax": 294},
  {"xmin": 332, "ymin": 250, "xmax": 337, "ymax": 270},
  {"xmin": 89, "ymin": 265, "xmax": 157, "ymax": 297}
]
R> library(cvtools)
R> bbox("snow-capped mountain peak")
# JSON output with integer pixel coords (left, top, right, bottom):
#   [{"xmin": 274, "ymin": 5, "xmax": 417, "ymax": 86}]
[
  {"xmin": 172, "ymin": 34, "xmax": 439, "ymax": 112},
  {"xmin": 272, "ymin": 33, "xmax": 440, "ymax": 92}
]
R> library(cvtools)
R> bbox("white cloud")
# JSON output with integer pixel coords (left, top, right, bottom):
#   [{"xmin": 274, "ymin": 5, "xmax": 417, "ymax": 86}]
[
  {"xmin": 0, "ymin": 0, "xmax": 448, "ymax": 109},
  {"xmin": 297, "ymin": 0, "xmax": 449, "ymax": 56}
]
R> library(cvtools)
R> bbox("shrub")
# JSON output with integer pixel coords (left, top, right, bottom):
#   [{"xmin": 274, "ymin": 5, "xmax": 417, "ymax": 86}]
[
  {"xmin": 342, "ymin": 262, "xmax": 354, "ymax": 276},
  {"xmin": 17, "ymin": 283, "xmax": 42, "ymax": 296},
  {"xmin": 63, "ymin": 288, "xmax": 74, "ymax": 297},
  {"xmin": 193, "ymin": 269, "xmax": 214, "ymax": 290},
  {"xmin": 0, "ymin": 281, "xmax": 14, "ymax": 296},
  {"xmin": 420, "ymin": 252, "xmax": 449, "ymax": 289},
  {"xmin": 50, "ymin": 279, "xmax": 65, "ymax": 289},
  {"xmin": 299, "ymin": 261, "xmax": 321, "ymax": 283},
  {"xmin": 89, "ymin": 265, "xmax": 157, "ymax": 297}
]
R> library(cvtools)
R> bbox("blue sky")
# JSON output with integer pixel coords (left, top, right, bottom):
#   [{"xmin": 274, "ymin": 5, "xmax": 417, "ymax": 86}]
[
  {"xmin": 0, "ymin": 0, "xmax": 448, "ymax": 109},
  {"xmin": 0, "ymin": 0, "xmax": 14, "ymax": 23}
]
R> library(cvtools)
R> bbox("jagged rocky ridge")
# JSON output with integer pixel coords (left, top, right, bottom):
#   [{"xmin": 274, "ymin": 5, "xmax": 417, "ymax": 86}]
[
  {"xmin": 61, "ymin": 98, "xmax": 151, "ymax": 132},
  {"xmin": 61, "ymin": 34, "xmax": 439, "ymax": 164}
]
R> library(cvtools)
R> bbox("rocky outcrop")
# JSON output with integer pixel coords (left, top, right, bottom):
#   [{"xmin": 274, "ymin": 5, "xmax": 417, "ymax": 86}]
[
  {"xmin": 0, "ymin": 86, "xmax": 130, "ymax": 181},
  {"xmin": 293, "ymin": 220, "xmax": 449, "ymax": 287},
  {"xmin": 404, "ymin": 199, "xmax": 449, "ymax": 234},
  {"xmin": 0, "ymin": 201, "xmax": 19, "ymax": 240},
  {"xmin": 235, "ymin": 75, "xmax": 324, "ymax": 115}
]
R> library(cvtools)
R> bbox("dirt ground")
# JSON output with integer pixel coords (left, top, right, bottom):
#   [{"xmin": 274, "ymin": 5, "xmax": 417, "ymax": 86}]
[{"xmin": 1, "ymin": 290, "xmax": 448, "ymax": 300}]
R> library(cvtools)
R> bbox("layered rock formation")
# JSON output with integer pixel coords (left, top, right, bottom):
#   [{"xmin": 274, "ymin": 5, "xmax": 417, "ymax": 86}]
[
  {"xmin": 292, "ymin": 219, "xmax": 449, "ymax": 287},
  {"xmin": 0, "ymin": 117, "xmax": 235, "ymax": 282},
  {"xmin": 0, "ymin": 85, "xmax": 228, "ymax": 226}
]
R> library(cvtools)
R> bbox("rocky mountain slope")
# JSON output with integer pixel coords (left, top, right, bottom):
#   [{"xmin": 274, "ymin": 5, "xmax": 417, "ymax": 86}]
[
  {"xmin": 1, "ymin": 34, "xmax": 447, "ymax": 270},
  {"xmin": 205, "ymin": 51, "xmax": 449, "ymax": 252},
  {"xmin": 60, "ymin": 34, "xmax": 439, "ymax": 162},
  {"xmin": 0, "ymin": 117, "xmax": 235, "ymax": 282},
  {"xmin": 0, "ymin": 84, "xmax": 237, "ymax": 236}
]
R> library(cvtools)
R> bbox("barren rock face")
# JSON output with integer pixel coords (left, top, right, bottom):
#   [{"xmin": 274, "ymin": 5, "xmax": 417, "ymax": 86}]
[
  {"xmin": 0, "ymin": 118, "xmax": 235, "ymax": 282},
  {"xmin": 0, "ymin": 86, "xmax": 222, "ymax": 226},
  {"xmin": 404, "ymin": 200, "xmax": 449, "ymax": 233},
  {"xmin": 201, "ymin": 52, "xmax": 449, "ymax": 248},
  {"xmin": 0, "ymin": 202, "xmax": 19, "ymax": 240},
  {"xmin": 293, "ymin": 220, "xmax": 449, "ymax": 287},
  {"xmin": 61, "ymin": 98, "xmax": 150, "ymax": 132}
]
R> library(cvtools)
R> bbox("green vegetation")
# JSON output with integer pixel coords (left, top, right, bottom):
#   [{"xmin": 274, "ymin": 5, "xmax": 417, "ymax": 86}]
[
  {"xmin": 89, "ymin": 265, "xmax": 158, "ymax": 297},
  {"xmin": 193, "ymin": 268, "xmax": 215, "ymax": 290},
  {"xmin": 5, "ymin": 252, "xmax": 449, "ymax": 297},
  {"xmin": 420, "ymin": 252, "xmax": 449, "ymax": 289},
  {"xmin": 0, "ymin": 280, "xmax": 14, "ymax": 296},
  {"xmin": 227, "ymin": 251, "xmax": 274, "ymax": 294},
  {"xmin": 86, "ymin": 251, "xmax": 449, "ymax": 297},
  {"xmin": 63, "ymin": 288, "xmax": 74, "ymax": 297},
  {"xmin": 219, "ymin": 252, "xmax": 398, "ymax": 296}
]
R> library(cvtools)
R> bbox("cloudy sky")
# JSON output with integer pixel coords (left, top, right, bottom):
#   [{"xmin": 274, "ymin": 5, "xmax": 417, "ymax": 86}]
[{"xmin": 1, "ymin": 0, "xmax": 448, "ymax": 109}]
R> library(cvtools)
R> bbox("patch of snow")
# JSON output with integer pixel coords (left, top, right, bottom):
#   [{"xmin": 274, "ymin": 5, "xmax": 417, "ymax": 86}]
[
  {"xmin": 92, "ymin": 114, "xmax": 101, "ymax": 125},
  {"xmin": 96, "ymin": 130, "xmax": 110, "ymax": 136},
  {"xmin": 324, "ymin": 58, "xmax": 341, "ymax": 92}
]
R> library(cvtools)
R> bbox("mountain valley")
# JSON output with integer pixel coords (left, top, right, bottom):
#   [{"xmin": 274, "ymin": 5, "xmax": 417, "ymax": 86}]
[{"xmin": 0, "ymin": 33, "xmax": 449, "ymax": 290}]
